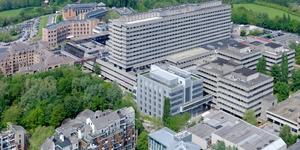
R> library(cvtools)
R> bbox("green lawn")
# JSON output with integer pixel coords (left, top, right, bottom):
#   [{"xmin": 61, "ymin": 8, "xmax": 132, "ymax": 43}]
[
  {"xmin": 0, "ymin": 8, "xmax": 23, "ymax": 18},
  {"xmin": 37, "ymin": 15, "xmax": 48, "ymax": 38},
  {"xmin": 233, "ymin": 3, "xmax": 300, "ymax": 21}
]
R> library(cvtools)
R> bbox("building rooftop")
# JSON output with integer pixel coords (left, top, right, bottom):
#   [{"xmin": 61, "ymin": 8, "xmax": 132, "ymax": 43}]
[
  {"xmin": 198, "ymin": 57, "xmax": 241, "ymax": 76},
  {"xmin": 265, "ymin": 42, "xmax": 282, "ymax": 49},
  {"xmin": 267, "ymin": 91, "xmax": 300, "ymax": 124},
  {"xmin": 149, "ymin": 127, "xmax": 201, "ymax": 150},
  {"xmin": 234, "ymin": 67, "xmax": 257, "ymax": 76},
  {"xmin": 64, "ymin": 3, "xmax": 97, "ymax": 10},
  {"xmin": 288, "ymin": 141, "xmax": 300, "ymax": 150},
  {"xmin": 112, "ymin": 1, "xmax": 226, "ymax": 24},
  {"xmin": 190, "ymin": 110, "xmax": 286, "ymax": 150},
  {"xmin": 166, "ymin": 48, "xmax": 211, "ymax": 63}
]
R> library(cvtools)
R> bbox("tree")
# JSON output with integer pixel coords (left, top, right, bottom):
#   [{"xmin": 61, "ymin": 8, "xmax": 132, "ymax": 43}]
[
  {"xmin": 291, "ymin": 70, "xmax": 300, "ymax": 92},
  {"xmin": 240, "ymin": 29, "xmax": 247, "ymax": 36},
  {"xmin": 279, "ymin": 125, "xmax": 297, "ymax": 146},
  {"xmin": 212, "ymin": 141, "xmax": 226, "ymax": 150},
  {"xmin": 29, "ymin": 126, "xmax": 54, "ymax": 150},
  {"xmin": 1, "ymin": 105, "xmax": 21, "ymax": 125},
  {"xmin": 271, "ymin": 64, "xmax": 281, "ymax": 84},
  {"xmin": 256, "ymin": 57, "xmax": 267, "ymax": 74},
  {"xmin": 49, "ymin": 105, "xmax": 66, "ymax": 127},
  {"xmin": 212, "ymin": 141, "xmax": 238, "ymax": 150},
  {"xmin": 274, "ymin": 82, "xmax": 289, "ymax": 102},
  {"xmin": 280, "ymin": 54, "xmax": 289, "ymax": 83},
  {"xmin": 163, "ymin": 97, "xmax": 170, "ymax": 124},
  {"xmin": 93, "ymin": 63, "xmax": 101, "ymax": 75},
  {"xmin": 136, "ymin": 131, "xmax": 148, "ymax": 150},
  {"xmin": 243, "ymin": 110, "xmax": 257, "ymax": 126},
  {"xmin": 166, "ymin": 112, "xmax": 190, "ymax": 132}
]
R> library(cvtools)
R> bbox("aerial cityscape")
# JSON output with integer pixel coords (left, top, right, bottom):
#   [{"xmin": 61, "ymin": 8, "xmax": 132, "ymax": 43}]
[{"xmin": 0, "ymin": 0, "xmax": 300, "ymax": 150}]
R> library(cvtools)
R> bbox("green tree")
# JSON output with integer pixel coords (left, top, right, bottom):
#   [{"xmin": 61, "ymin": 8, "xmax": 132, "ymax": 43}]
[
  {"xmin": 1, "ymin": 105, "xmax": 21, "ymax": 125},
  {"xmin": 167, "ymin": 112, "xmax": 190, "ymax": 132},
  {"xmin": 271, "ymin": 64, "xmax": 282, "ymax": 84},
  {"xmin": 240, "ymin": 29, "xmax": 247, "ymax": 36},
  {"xmin": 274, "ymin": 82, "xmax": 289, "ymax": 102},
  {"xmin": 212, "ymin": 141, "xmax": 238, "ymax": 150},
  {"xmin": 243, "ymin": 110, "xmax": 257, "ymax": 126},
  {"xmin": 256, "ymin": 57, "xmax": 267, "ymax": 74},
  {"xmin": 93, "ymin": 63, "xmax": 101, "ymax": 75},
  {"xmin": 291, "ymin": 70, "xmax": 300, "ymax": 92},
  {"xmin": 22, "ymin": 106, "xmax": 45, "ymax": 129},
  {"xmin": 279, "ymin": 125, "xmax": 297, "ymax": 146},
  {"xmin": 280, "ymin": 54, "xmax": 289, "ymax": 83},
  {"xmin": 163, "ymin": 97, "xmax": 171, "ymax": 124},
  {"xmin": 49, "ymin": 105, "xmax": 66, "ymax": 127},
  {"xmin": 136, "ymin": 131, "xmax": 148, "ymax": 150},
  {"xmin": 29, "ymin": 126, "xmax": 54, "ymax": 150}
]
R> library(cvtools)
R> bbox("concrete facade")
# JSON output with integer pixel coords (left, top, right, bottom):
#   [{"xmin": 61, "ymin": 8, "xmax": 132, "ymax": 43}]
[
  {"xmin": 137, "ymin": 65, "xmax": 211, "ymax": 118},
  {"xmin": 101, "ymin": 1, "xmax": 232, "ymax": 91},
  {"xmin": 0, "ymin": 124, "xmax": 27, "ymax": 150}
]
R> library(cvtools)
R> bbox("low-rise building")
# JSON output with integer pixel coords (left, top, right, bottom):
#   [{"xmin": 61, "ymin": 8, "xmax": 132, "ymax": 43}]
[
  {"xmin": 148, "ymin": 127, "xmax": 201, "ymax": 150},
  {"xmin": 0, "ymin": 42, "xmax": 74, "ymax": 75},
  {"xmin": 188, "ymin": 110, "xmax": 287, "ymax": 150},
  {"xmin": 137, "ymin": 65, "xmax": 211, "ymax": 118},
  {"xmin": 0, "ymin": 124, "xmax": 27, "ymax": 150},
  {"xmin": 41, "ymin": 107, "xmax": 136, "ymax": 150},
  {"xmin": 42, "ymin": 19, "xmax": 99, "ymax": 47},
  {"xmin": 266, "ymin": 91, "xmax": 300, "ymax": 135}
]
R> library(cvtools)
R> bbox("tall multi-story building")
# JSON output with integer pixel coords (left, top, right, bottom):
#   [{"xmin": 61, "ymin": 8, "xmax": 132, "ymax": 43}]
[
  {"xmin": 100, "ymin": 1, "xmax": 232, "ymax": 91},
  {"xmin": 0, "ymin": 124, "xmax": 27, "ymax": 150},
  {"xmin": 148, "ymin": 127, "xmax": 201, "ymax": 150},
  {"xmin": 42, "ymin": 19, "xmax": 99, "ymax": 47},
  {"xmin": 62, "ymin": 3, "xmax": 107, "ymax": 20},
  {"xmin": 41, "ymin": 107, "xmax": 136, "ymax": 150},
  {"xmin": 218, "ymin": 67, "xmax": 273, "ymax": 117},
  {"xmin": 137, "ymin": 65, "xmax": 211, "ymax": 118}
]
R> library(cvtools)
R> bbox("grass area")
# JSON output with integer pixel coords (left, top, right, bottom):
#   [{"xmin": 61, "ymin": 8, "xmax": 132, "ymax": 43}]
[
  {"xmin": 233, "ymin": 3, "xmax": 300, "ymax": 21},
  {"xmin": 0, "ymin": 8, "xmax": 24, "ymax": 18},
  {"xmin": 37, "ymin": 15, "xmax": 48, "ymax": 38}
]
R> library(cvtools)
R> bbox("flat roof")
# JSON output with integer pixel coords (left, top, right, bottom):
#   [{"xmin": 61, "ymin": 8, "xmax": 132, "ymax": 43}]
[
  {"xmin": 200, "ymin": 110, "xmax": 285, "ymax": 150},
  {"xmin": 166, "ymin": 48, "xmax": 211, "ymax": 63},
  {"xmin": 267, "ymin": 91, "xmax": 300, "ymax": 124},
  {"xmin": 234, "ymin": 67, "xmax": 257, "ymax": 76}
]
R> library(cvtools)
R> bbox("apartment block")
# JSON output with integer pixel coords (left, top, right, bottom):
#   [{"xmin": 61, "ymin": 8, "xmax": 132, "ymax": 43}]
[
  {"xmin": 41, "ymin": 107, "xmax": 136, "ymax": 150},
  {"xmin": 42, "ymin": 19, "xmax": 99, "ymax": 46},
  {"xmin": 0, "ymin": 124, "xmax": 27, "ymax": 150},
  {"xmin": 100, "ymin": 1, "xmax": 232, "ymax": 91},
  {"xmin": 148, "ymin": 127, "xmax": 200, "ymax": 150},
  {"xmin": 266, "ymin": 91, "xmax": 300, "ymax": 135},
  {"xmin": 62, "ymin": 3, "xmax": 107, "ymax": 20},
  {"xmin": 188, "ymin": 110, "xmax": 287, "ymax": 150},
  {"xmin": 218, "ymin": 67, "xmax": 273, "ymax": 117},
  {"xmin": 137, "ymin": 65, "xmax": 211, "ymax": 118}
]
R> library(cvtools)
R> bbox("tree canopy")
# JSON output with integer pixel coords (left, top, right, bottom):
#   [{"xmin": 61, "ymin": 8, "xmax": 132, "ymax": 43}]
[
  {"xmin": 279, "ymin": 125, "xmax": 297, "ymax": 146},
  {"xmin": 243, "ymin": 110, "xmax": 257, "ymax": 126}
]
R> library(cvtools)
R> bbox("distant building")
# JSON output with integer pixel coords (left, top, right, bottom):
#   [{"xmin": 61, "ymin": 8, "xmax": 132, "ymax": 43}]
[
  {"xmin": 42, "ymin": 19, "xmax": 99, "ymax": 47},
  {"xmin": 149, "ymin": 127, "xmax": 201, "ymax": 150},
  {"xmin": 100, "ymin": 1, "xmax": 232, "ymax": 91},
  {"xmin": 0, "ymin": 42, "xmax": 74, "ymax": 75},
  {"xmin": 62, "ymin": 3, "xmax": 107, "ymax": 21},
  {"xmin": 266, "ymin": 91, "xmax": 300, "ymax": 135},
  {"xmin": 41, "ymin": 107, "xmax": 136, "ymax": 150},
  {"xmin": 188, "ymin": 110, "xmax": 287, "ymax": 150},
  {"xmin": 0, "ymin": 124, "xmax": 27, "ymax": 150},
  {"xmin": 137, "ymin": 65, "xmax": 211, "ymax": 118}
]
